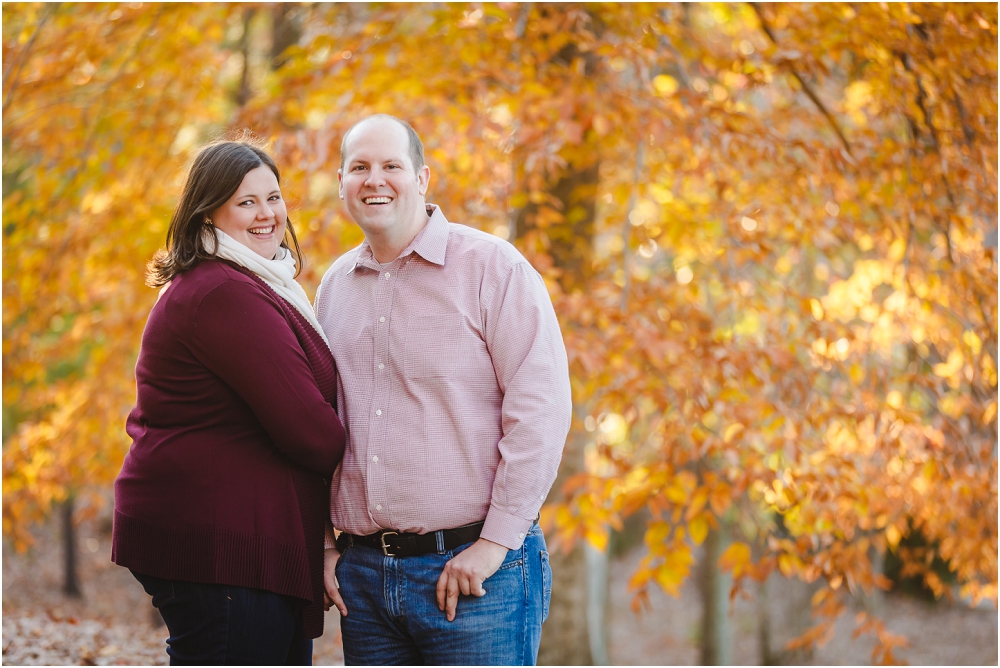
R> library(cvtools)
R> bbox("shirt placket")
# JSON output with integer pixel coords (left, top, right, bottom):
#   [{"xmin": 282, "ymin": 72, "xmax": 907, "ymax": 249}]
[{"xmin": 367, "ymin": 262, "xmax": 397, "ymax": 525}]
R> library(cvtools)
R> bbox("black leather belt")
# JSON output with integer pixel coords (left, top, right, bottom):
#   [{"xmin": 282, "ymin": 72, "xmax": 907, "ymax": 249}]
[{"xmin": 336, "ymin": 521, "xmax": 485, "ymax": 557}]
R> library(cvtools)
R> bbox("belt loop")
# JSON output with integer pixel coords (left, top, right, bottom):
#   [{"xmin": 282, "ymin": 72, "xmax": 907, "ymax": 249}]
[
  {"xmin": 435, "ymin": 529, "xmax": 446, "ymax": 554},
  {"xmin": 348, "ymin": 535, "xmax": 354, "ymax": 549}
]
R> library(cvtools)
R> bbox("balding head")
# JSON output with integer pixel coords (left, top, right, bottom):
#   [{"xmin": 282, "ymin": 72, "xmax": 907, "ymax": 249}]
[{"xmin": 340, "ymin": 114, "xmax": 424, "ymax": 174}]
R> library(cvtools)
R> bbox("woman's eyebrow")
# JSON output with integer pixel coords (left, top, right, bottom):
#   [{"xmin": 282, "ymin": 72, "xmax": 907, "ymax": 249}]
[{"xmin": 235, "ymin": 189, "xmax": 280, "ymax": 199}]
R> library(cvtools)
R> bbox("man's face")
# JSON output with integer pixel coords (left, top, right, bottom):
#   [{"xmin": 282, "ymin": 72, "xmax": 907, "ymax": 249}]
[{"xmin": 338, "ymin": 119, "xmax": 429, "ymax": 240}]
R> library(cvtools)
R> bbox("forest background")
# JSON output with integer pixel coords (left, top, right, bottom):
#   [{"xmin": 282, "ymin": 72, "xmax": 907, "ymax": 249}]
[{"xmin": 2, "ymin": 2, "xmax": 997, "ymax": 665}]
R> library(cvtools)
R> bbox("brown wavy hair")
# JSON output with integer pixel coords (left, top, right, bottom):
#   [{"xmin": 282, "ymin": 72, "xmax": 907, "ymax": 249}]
[{"xmin": 146, "ymin": 138, "xmax": 303, "ymax": 288}]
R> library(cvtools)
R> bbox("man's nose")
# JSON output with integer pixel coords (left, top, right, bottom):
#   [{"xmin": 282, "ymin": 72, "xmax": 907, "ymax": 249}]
[{"xmin": 364, "ymin": 167, "xmax": 386, "ymax": 187}]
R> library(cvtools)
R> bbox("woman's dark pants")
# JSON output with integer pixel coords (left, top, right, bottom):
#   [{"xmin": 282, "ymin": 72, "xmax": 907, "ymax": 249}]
[{"xmin": 131, "ymin": 571, "xmax": 312, "ymax": 666}]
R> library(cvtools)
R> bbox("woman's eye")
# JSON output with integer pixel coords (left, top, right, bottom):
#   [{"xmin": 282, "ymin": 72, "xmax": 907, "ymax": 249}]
[{"xmin": 269, "ymin": 195, "xmax": 281, "ymax": 201}]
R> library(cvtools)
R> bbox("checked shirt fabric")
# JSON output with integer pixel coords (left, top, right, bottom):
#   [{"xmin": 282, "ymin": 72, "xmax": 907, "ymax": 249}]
[{"xmin": 315, "ymin": 205, "xmax": 572, "ymax": 550}]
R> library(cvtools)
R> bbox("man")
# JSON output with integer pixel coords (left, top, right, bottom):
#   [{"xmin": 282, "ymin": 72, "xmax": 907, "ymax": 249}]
[{"xmin": 313, "ymin": 114, "xmax": 572, "ymax": 665}]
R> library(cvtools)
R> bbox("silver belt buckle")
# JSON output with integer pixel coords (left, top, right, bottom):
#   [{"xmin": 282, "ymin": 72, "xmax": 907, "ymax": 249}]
[{"xmin": 380, "ymin": 531, "xmax": 399, "ymax": 556}]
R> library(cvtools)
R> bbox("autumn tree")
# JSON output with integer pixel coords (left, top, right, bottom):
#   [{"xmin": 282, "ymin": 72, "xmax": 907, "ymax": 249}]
[{"xmin": 4, "ymin": 4, "xmax": 996, "ymax": 664}]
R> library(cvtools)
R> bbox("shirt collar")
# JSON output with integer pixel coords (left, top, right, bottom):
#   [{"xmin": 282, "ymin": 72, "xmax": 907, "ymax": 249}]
[
  {"xmin": 352, "ymin": 204, "xmax": 449, "ymax": 272},
  {"xmin": 408, "ymin": 204, "xmax": 448, "ymax": 266}
]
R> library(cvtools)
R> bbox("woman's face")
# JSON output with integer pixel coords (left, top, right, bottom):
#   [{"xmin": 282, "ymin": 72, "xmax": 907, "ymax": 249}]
[{"xmin": 210, "ymin": 165, "xmax": 287, "ymax": 260}]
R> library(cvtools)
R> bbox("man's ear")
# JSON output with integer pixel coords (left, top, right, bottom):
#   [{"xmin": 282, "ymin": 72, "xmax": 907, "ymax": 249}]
[
  {"xmin": 417, "ymin": 165, "xmax": 430, "ymax": 197},
  {"xmin": 338, "ymin": 169, "xmax": 344, "ymax": 199}
]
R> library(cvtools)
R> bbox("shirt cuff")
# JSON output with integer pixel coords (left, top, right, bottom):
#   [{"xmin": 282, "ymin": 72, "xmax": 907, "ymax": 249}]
[
  {"xmin": 481, "ymin": 507, "xmax": 535, "ymax": 551},
  {"xmin": 324, "ymin": 523, "xmax": 337, "ymax": 550}
]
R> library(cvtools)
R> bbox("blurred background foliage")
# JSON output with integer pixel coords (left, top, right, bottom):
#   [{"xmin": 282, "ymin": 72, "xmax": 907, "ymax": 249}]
[{"xmin": 3, "ymin": 3, "xmax": 996, "ymax": 664}]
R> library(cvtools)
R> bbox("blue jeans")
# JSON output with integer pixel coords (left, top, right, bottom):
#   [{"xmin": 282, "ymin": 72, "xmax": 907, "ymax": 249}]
[
  {"xmin": 337, "ymin": 523, "xmax": 552, "ymax": 665},
  {"xmin": 131, "ymin": 571, "xmax": 312, "ymax": 665}
]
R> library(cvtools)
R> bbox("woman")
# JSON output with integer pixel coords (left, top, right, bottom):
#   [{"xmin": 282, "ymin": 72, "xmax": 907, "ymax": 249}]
[{"xmin": 112, "ymin": 140, "xmax": 345, "ymax": 665}]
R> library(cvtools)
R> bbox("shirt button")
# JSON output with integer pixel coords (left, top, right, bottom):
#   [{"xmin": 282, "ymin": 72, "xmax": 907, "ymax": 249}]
[
  {"xmin": 375, "ymin": 504, "xmax": 382, "ymax": 511},
  {"xmin": 379, "ymin": 316, "xmax": 385, "ymax": 323},
  {"xmin": 375, "ymin": 409, "xmax": 382, "ymax": 416},
  {"xmin": 372, "ymin": 455, "xmax": 379, "ymax": 463},
  {"xmin": 519, "ymin": 533, "xmax": 526, "ymax": 539},
  {"xmin": 384, "ymin": 272, "xmax": 391, "ymax": 278},
  {"xmin": 378, "ymin": 363, "xmax": 385, "ymax": 370}
]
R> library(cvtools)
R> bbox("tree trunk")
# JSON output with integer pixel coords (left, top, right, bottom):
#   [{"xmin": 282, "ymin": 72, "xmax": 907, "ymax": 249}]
[
  {"xmin": 699, "ymin": 525, "xmax": 732, "ymax": 665},
  {"xmin": 234, "ymin": 9, "xmax": 254, "ymax": 108},
  {"xmin": 756, "ymin": 576, "xmax": 777, "ymax": 665},
  {"xmin": 586, "ymin": 542, "xmax": 611, "ymax": 665},
  {"xmin": 538, "ymin": 426, "xmax": 594, "ymax": 665},
  {"xmin": 518, "ymin": 14, "xmax": 605, "ymax": 662},
  {"xmin": 270, "ymin": 4, "xmax": 301, "ymax": 70},
  {"xmin": 522, "ymin": 159, "xmax": 602, "ymax": 664},
  {"xmin": 756, "ymin": 570, "xmax": 817, "ymax": 664},
  {"xmin": 62, "ymin": 494, "xmax": 81, "ymax": 598}
]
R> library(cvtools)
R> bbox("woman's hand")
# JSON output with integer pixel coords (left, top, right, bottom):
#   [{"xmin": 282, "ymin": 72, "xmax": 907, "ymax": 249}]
[{"xmin": 323, "ymin": 548, "xmax": 348, "ymax": 616}]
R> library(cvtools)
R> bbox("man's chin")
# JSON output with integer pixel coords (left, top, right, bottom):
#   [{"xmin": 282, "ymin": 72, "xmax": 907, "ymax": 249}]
[{"xmin": 355, "ymin": 212, "xmax": 395, "ymax": 230}]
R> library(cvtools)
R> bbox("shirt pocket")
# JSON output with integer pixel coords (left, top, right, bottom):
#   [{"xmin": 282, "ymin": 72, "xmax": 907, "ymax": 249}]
[{"xmin": 404, "ymin": 315, "xmax": 462, "ymax": 379}]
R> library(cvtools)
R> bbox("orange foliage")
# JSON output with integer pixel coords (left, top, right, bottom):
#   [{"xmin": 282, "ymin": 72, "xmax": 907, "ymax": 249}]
[{"xmin": 3, "ymin": 3, "xmax": 996, "ymax": 660}]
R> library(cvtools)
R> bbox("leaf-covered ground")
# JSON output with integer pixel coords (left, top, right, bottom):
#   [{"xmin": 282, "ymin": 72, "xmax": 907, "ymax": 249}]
[{"xmin": 3, "ymin": 513, "xmax": 996, "ymax": 665}]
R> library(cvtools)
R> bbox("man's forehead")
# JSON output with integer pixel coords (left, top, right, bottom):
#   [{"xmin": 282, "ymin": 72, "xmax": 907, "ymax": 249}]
[{"xmin": 344, "ymin": 119, "xmax": 409, "ymax": 161}]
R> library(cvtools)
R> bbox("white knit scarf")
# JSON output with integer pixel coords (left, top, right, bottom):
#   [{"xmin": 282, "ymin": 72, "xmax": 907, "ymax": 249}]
[{"xmin": 203, "ymin": 227, "xmax": 330, "ymax": 349}]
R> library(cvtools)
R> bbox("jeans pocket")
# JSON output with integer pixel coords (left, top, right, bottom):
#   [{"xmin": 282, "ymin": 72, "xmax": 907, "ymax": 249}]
[
  {"xmin": 494, "ymin": 545, "xmax": 523, "ymax": 573},
  {"xmin": 540, "ymin": 550, "xmax": 552, "ymax": 623}
]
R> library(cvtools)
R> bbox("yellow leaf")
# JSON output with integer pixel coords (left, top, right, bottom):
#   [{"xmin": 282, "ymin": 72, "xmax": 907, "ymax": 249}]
[
  {"xmin": 665, "ymin": 481, "xmax": 687, "ymax": 504},
  {"xmin": 685, "ymin": 487, "xmax": 709, "ymax": 521},
  {"xmin": 888, "ymin": 238, "xmax": 907, "ymax": 261},
  {"xmin": 585, "ymin": 527, "xmax": 609, "ymax": 551},
  {"xmin": 809, "ymin": 298, "xmax": 824, "ymax": 320},
  {"xmin": 718, "ymin": 541, "xmax": 752, "ymax": 577},
  {"xmin": 722, "ymin": 422, "xmax": 744, "ymax": 443},
  {"xmin": 689, "ymin": 516, "xmax": 709, "ymax": 545},
  {"xmin": 653, "ymin": 74, "xmax": 678, "ymax": 96},
  {"xmin": 886, "ymin": 524, "xmax": 902, "ymax": 549},
  {"xmin": 778, "ymin": 553, "xmax": 795, "ymax": 576}
]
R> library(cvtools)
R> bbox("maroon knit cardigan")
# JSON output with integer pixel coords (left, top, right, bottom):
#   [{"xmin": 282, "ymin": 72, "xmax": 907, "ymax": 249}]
[{"xmin": 113, "ymin": 259, "xmax": 344, "ymax": 638}]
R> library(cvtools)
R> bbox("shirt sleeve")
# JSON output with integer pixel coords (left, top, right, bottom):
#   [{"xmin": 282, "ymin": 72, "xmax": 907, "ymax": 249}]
[
  {"xmin": 480, "ymin": 262, "xmax": 572, "ymax": 550},
  {"xmin": 187, "ymin": 278, "xmax": 346, "ymax": 476}
]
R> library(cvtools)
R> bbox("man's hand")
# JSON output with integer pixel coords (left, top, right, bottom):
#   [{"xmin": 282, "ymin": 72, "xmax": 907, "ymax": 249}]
[
  {"xmin": 435, "ymin": 538, "xmax": 509, "ymax": 622},
  {"xmin": 323, "ymin": 548, "xmax": 348, "ymax": 617}
]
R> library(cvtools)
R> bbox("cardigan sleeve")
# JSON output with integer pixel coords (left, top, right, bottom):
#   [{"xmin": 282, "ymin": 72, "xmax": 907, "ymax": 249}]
[{"xmin": 186, "ymin": 277, "xmax": 345, "ymax": 476}]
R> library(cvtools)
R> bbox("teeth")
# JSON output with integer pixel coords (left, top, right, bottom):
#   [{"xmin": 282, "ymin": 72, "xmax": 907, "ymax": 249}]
[
  {"xmin": 248, "ymin": 226, "xmax": 274, "ymax": 235},
  {"xmin": 364, "ymin": 196, "xmax": 392, "ymax": 204}
]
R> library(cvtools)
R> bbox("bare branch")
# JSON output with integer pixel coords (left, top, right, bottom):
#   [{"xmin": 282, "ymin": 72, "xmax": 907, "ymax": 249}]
[
  {"xmin": 620, "ymin": 139, "xmax": 646, "ymax": 314},
  {"xmin": 3, "ymin": 3, "xmax": 60, "ymax": 114},
  {"xmin": 749, "ymin": 2, "xmax": 853, "ymax": 157}
]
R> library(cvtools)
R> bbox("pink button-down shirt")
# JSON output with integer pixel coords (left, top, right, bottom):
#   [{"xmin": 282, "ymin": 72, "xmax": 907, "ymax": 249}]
[{"xmin": 315, "ymin": 205, "xmax": 571, "ymax": 550}]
